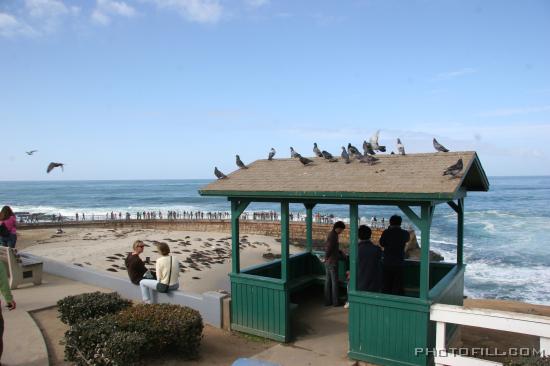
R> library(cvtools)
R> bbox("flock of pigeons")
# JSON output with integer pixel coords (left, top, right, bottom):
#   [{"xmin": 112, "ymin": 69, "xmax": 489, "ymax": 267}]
[
  {"xmin": 214, "ymin": 132, "xmax": 464, "ymax": 180},
  {"xmin": 24, "ymin": 150, "xmax": 64, "ymax": 174}
]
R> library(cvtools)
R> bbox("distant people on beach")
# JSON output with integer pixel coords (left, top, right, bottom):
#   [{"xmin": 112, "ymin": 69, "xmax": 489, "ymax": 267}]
[
  {"xmin": 357, "ymin": 225, "xmax": 383, "ymax": 292},
  {"xmin": 324, "ymin": 221, "xmax": 346, "ymax": 307},
  {"xmin": 125, "ymin": 240, "xmax": 155, "ymax": 285},
  {"xmin": 0, "ymin": 206, "xmax": 17, "ymax": 248},
  {"xmin": 139, "ymin": 242, "xmax": 180, "ymax": 304},
  {"xmin": 380, "ymin": 215, "xmax": 410, "ymax": 296}
]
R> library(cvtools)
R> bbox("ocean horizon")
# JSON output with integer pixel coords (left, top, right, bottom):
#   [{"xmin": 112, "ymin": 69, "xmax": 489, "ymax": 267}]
[{"xmin": 1, "ymin": 176, "xmax": 549, "ymax": 305}]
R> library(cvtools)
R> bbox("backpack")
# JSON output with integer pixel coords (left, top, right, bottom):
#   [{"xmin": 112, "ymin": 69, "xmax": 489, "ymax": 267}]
[{"xmin": 0, "ymin": 223, "xmax": 9, "ymax": 237}]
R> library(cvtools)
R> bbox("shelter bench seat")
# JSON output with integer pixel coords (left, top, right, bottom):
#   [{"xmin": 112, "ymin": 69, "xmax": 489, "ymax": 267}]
[{"xmin": 0, "ymin": 247, "xmax": 43, "ymax": 289}]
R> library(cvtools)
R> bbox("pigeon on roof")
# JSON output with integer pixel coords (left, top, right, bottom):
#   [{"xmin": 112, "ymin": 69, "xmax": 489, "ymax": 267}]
[
  {"xmin": 363, "ymin": 140, "xmax": 376, "ymax": 155},
  {"xmin": 236, "ymin": 155, "xmax": 248, "ymax": 169},
  {"xmin": 299, "ymin": 156, "xmax": 314, "ymax": 166},
  {"xmin": 443, "ymin": 158, "xmax": 463, "ymax": 178},
  {"xmin": 341, "ymin": 147, "xmax": 351, "ymax": 164},
  {"xmin": 46, "ymin": 162, "xmax": 64, "ymax": 173},
  {"xmin": 348, "ymin": 143, "xmax": 362, "ymax": 158},
  {"xmin": 369, "ymin": 130, "xmax": 386, "ymax": 152},
  {"xmin": 26, "ymin": 150, "xmax": 38, "ymax": 155},
  {"xmin": 321, "ymin": 150, "xmax": 338, "ymax": 162},
  {"xmin": 359, "ymin": 154, "xmax": 379, "ymax": 165},
  {"xmin": 433, "ymin": 138, "xmax": 450, "ymax": 152},
  {"xmin": 214, "ymin": 167, "xmax": 228, "ymax": 179},
  {"xmin": 268, "ymin": 148, "xmax": 276, "ymax": 160},
  {"xmin": 313, "ymin": 143, "xmax": 323, "ymax": 157},
  {"xmin": 397, "ymin": 138, "xmax": 406, "ymax": 155},
  {"xmin": 290, "ymin": 147, "xmax": 300, "ymax": 158}
]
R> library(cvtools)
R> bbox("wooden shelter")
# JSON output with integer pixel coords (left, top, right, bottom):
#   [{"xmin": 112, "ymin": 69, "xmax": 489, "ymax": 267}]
[{"xmin": 199, "ymin": 151, "xmax": 489, "ymax": 366}]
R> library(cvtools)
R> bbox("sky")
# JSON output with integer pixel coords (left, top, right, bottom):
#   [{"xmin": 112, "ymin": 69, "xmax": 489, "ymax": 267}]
[{"xmin": 1, "ymin": 0, "xmax": 549, "ymax": 180}]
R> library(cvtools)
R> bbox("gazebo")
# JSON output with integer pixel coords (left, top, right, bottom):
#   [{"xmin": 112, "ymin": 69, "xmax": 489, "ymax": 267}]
[{"xmin": 199, "ymin": 151, "xmax": 489, "ymax": 366}]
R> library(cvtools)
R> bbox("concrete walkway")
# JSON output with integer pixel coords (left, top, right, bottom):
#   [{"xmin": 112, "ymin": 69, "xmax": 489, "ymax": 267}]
[{"xmin": 2, "ymin": 274, "xmax": 107, "ymax": 366}]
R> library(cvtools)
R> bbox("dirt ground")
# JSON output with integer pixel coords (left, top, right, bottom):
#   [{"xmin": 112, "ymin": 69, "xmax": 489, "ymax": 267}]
[{"xmin": 31, "ymin": 307, "xmax": 274, "ymax": 366}]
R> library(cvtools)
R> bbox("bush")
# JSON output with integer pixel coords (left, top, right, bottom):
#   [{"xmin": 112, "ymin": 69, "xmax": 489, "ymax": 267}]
[
  {"xmin": 504, "ymin": 356, "xmax": 550, "ymax": 366},
  {"xmin": 115, "ymin": 303, "xmax": 204, "ymax": 359},
  {"xmin": 57, "ymin": 291, "xmax": 132, "ymax": 325}
]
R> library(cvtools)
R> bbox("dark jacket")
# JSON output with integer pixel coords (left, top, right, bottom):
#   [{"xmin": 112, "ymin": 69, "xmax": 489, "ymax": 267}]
[
  {"xmin": 357, "ymin": 240, "xmax": 382, "ymax": 292},
  {"xmin": 324, "ymin": 230, "xmax": 340, "ymax": 264},
  {"xmin": 380, "ymin": 225, "xmax": 410, "ymax": 267},
  {"xmin": 125, "ymin": 253, "xmax": 147, "ymax": 285}
]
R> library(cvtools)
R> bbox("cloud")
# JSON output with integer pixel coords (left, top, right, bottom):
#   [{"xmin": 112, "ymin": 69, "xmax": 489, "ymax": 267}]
[
  {"xmin": 92, "ymin": 0, "xmax": 137, "ymax": 26},
  {"xmin": 434, "ymin": 67, "xmax": 477, "ymax": 81},
  {"xmin": 0, "ymin": 12, "xmax": 36, "ymax": 38},
  {"xmin": 25, "ymin": 0, "xmax": 79, "ymax": 19},
  {"xmin": 146, "ymin": 0, "xmax": 223, "ymax": 24},
  {"xmin": 479, "ymin": 105, "xmax": 550, "ymax": 117},
  {"xmin": 244, "ymin": 0, "xmax": 269, "ymax": 8}
]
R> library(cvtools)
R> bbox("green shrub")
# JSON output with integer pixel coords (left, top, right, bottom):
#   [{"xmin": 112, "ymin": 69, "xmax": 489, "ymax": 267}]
[
  {"xmin": 57, "ymin": 291, "xmax": 132, "ymax": 325},
  {"xmin": 115, "ymin": 303, "xmax": 204, "ymax": 359}
]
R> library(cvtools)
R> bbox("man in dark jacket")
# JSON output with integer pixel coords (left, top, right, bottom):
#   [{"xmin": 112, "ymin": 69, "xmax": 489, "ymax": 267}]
[
  {"xmin": 380, "ymin": 215, "xmax": 410, "ymax": 295},
  {"xmin": 324, "ymin": 221, "xmax": 346, "ymax": 306},
  {"xmin": 125, "ymin": 240, "xmax": 148, "ymax": 285},
  {"xmin": 357, "ymin": 225, "xmax": 383, "ymax": 292}
]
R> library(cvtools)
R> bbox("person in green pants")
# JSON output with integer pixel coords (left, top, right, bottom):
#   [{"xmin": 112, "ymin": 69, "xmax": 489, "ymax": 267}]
[{"xmin": 0, "ymin": 261, "xmax": 16, "ymax": 365}]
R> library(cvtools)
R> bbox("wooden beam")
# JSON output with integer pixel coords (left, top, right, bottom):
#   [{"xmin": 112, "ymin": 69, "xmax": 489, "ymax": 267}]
[
  {"xmin": 419, "ymin": 204, "xmax": 434, "ymax": 300},
  {"xmin": 399, "ymin": 205, "xmax": 422, "ymax": 228},
  {"xmin": 230, "ymin": 200, "xmax": 246, "ymax": 274},
  {"xmin": 281, "ymin": 201, "xmax": 290, "ymax": 282},
  {"xmin": 457, "ymin": 198, "xmax": 464, "ymax": 265},
  {"xmin": 304, "ymin": 203, "xmax": 316, "ymax": 252},
  {"xmin": 447, "ymin": 200, "xmax": 461, "ymax": 214},
  {"xmin": 349, "ymin": 203, "xmax": 359, "ymax": 292}
]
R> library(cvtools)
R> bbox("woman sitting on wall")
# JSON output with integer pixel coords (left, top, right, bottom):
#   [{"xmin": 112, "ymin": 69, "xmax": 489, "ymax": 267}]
[{"xmin": 139, "ymin": 242, "xmax": 180, "ymax": 304}]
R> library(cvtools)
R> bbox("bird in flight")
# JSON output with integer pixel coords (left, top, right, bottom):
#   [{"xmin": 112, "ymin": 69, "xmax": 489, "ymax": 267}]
[
  {"xmin": 313, "ymin": 143, "xmax": 323, "ymax": 158},
  {"xmin": 433, "ymin": 138, "xmax": 450, "ymax": 152},
  {"xmin": 299, "ymin": 156, "xmax": 314, "ymax": 166},
  {"xmin": 236, "ymin": 155, "xmax": 248, "ymax": 169},
  {"xmin": 341, "ymin": 147, "xmax": 351, "ymax": 164},
  {"xmin": 397, "ymin": 138, "xmax": 406, "ymax": 155},
  {"xmin": 47, "ymin": 162, "xmax": 64, "ymax": 173},
  {"xmin": 443, "ymin": 159, "xmax": 463, "ymax": 178},
  {"xmin": 26, "ymin": 150, "xmax": 38, "ymax": 155},
  {"xmin": 214, "ymin": 167, "xmax": 228, "ymax": 179},
  {"xmin": 268, "ymin": 148, "xmax": 276, "ymax": 160},
  {"xmin": 369, "ymin": 130, "xmax": 386, "ymax": 152}
]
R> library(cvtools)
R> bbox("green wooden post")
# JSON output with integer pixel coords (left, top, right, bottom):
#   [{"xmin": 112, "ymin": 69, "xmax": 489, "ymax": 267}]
[
  {"xmin": 349, "ymin": 203, "xmax": 359, "ymax": 292},
  {"xmin": 304, "ymin": 203, "xmax": 315, "ymax": 252},
  {"xmin": 419, "ymin": 204, "xmax": 433, "ymax": 299},
  {"xmin": 457, "ymin": 198, "xmax": 464, "ymax": 265},
  {"xmin": 231, "ymin": 199, "xmax": 250, "ymax": 274},
  {"xmin": 281, "ymin": 201, "xmax": 290, "ymax": 282}
]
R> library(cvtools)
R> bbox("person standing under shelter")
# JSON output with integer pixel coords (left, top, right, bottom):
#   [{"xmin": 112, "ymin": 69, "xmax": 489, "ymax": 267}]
[
  {"xmin": 0, "ymin": 261, "xmax": 16, "ymax": 362},
  {"xmin": 324, "ymin": 221, "xmax": 346, "ymax": 306},
  {"xmin": 380, "ymin": 215, "xmax": 410, "ymax": 295},
  {"xmin": 357, "ymin": 225, "xmax": 383, "ymax": 292}
]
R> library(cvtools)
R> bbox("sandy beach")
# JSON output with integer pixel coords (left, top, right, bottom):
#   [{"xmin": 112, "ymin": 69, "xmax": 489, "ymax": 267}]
[{"xmin": 20, "ymin": 227, "xmax": 301, "ymax": 294}]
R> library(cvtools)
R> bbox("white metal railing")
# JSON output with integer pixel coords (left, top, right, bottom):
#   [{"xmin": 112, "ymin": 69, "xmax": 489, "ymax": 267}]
[{"xmin": 430, "ymin": 303, "xmax": 550, "ymax": 366}]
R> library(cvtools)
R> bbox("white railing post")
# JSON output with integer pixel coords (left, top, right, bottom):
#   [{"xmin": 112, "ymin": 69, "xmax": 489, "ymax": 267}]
[
  {"xmin": 541, "ymin": 337, "xmax": 550, "ymax": 358},
  {"xmin": 435, "ymin": 321, "xmax": 446, "ymax": 366}
]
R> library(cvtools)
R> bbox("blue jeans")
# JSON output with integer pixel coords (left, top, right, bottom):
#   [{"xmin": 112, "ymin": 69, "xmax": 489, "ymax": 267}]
[
  {"xmin": 139, "ymin": 279, "xmax": 179, "ymax": 304},
  {"xmin": 0, "ymin": 234, "xmax": 16, "ymax": 249},
  {"xmin": 324, "ymin": 263, "xmax": 339, "ymax": 306}
]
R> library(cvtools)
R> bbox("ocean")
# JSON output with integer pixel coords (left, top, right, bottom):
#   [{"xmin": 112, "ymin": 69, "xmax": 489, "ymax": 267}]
[{"xmin": 1, "ymin": 177, "xmax": 549, "ymax": 305}]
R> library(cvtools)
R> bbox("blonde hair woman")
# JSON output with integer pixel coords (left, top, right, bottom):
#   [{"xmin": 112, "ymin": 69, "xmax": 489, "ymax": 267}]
[{"xmin": 139, "ymin": 242, "xmax": 180, "ymax": 303}]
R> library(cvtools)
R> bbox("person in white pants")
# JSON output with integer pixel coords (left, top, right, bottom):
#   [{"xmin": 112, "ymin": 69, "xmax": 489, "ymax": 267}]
[{"xmin": 140, "ymin": 242, "xmax": 180, "ymax": 304}]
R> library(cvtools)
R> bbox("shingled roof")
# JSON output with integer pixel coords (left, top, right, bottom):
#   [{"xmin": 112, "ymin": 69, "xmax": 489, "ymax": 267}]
[{"xmin": 199, "ymin": 151, "xmax": 489, "ymax": 202}]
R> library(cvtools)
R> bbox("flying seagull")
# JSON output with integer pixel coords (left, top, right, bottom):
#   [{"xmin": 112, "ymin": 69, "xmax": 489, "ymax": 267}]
[
  {"xmin": 363, "ymin": 140, "xmax": 376, "ymax": 155},
  {"xmin": 397, "ymin": 138, "xmax": 406, "ymax": 155},
  {"xmin": 443, "ymin": 159, "xmax": 463, "ymax": 178},
  {"xmin": 321, "ymin": 150, "xmax": 338, "ymax": 162},
  {"xmin": 359, "ymin": 154, "xmax": 379, "ymax": 165},
  {"xmin": 341, "ymin": 147, "xmax": 351, "ymax": 164},
  {"xmin": 47, "ymin": 162, "xmax": 64, "ymax": 173},
  {"xmin": 214, "ymin": 167, "xmax": 228, "ymax": 179},
  {"xmin": 26, "ymin": 150, "xmax": 38, "ymax": 155},
  {"xmin": 268, "ymin": 148, "xmax": 276, "ymax": 160},
  {"xmin": 290, "ymin": 147, "xmax": 301, "ymax": 158},
  {"xmin": 369, "ymin": 130, "xmax": 386, "ymax": 152},
  {"xmin": 299, "ymin": 156, "xmax": 314, "ymax": 166},
  {"xmin": 236, "ymin": 155, "xmax": 248, "ymax": 169},
  {"xmin": 348, "ymin": 143, "xmax": 362, "ymax": 158},
  {"xmin": 433, "ymin": 138, "xmax": 449, "ymax": 152},
  {"xmin": 313, "ymin": 143, "xmax": 323, "ymax": 158}
]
